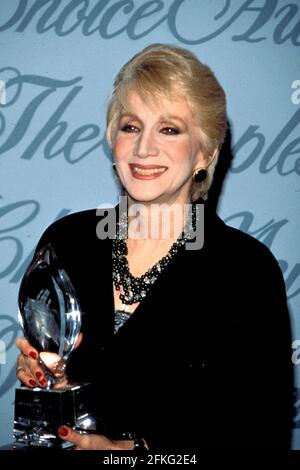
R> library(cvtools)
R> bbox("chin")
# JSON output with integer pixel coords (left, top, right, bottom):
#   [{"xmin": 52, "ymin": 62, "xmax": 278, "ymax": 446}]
[{"xmin": 127, "ymin": 190, "xmax": 166, "ymax": 205}]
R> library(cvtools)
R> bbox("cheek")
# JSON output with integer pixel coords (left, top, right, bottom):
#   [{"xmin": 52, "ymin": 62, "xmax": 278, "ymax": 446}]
[
  {"xmin": 170, "ymin": 141, "xmax": 194, "ymax": 167},
  {"xmin": 113, "ymin": 135, "xmax": 131, "ymax": 160},
  {"xmin": 113, "ymin": 139, "xmax": 123, "ymax": 161}
]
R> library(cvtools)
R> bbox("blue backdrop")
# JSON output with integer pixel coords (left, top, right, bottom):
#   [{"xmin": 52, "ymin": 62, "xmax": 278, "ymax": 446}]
[{"xmin": 0, "ymin": 0, "xmax": 300, "ymax": 448}]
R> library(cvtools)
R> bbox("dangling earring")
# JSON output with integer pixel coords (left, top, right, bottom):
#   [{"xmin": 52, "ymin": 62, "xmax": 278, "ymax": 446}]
[{"xmin": 192, "ymin": 168, "xmax": 207, "ymax": 183}]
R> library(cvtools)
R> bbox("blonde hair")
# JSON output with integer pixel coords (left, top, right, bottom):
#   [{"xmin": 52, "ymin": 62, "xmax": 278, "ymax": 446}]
[{"xmin": 106, "ymin": 43, "xmax": 227, "ymax": 200}]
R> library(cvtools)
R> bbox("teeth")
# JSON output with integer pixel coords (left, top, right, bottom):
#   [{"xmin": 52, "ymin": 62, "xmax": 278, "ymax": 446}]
[{"xmin": 133, "ymin": 167, "xmax": 166, "ymax": 175}]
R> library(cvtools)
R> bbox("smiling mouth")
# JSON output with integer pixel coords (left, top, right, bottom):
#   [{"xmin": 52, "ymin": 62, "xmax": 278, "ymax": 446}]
[{"xmin": 129, "ymin": 164, "xmax": 168, "ymax": 177}]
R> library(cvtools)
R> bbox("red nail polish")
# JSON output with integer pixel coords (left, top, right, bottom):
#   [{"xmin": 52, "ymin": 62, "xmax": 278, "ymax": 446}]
[
  {"xmin": 29, "ymin": 379, "xmax": 37, "ymax": 387},
  {"xmin": 58, "ymin": 426, "xmax": 69, "ymax": 437},
  {"xmin": 29, "ymin": 351, "xmax": 37, "ymax": 359},
  {"xmin": 36, "ymin": 371, "xmax": 43, "ymax": 380},
  {"xmin": 40, "ymin": 379, "xmax": 47, "ymax": 386}
]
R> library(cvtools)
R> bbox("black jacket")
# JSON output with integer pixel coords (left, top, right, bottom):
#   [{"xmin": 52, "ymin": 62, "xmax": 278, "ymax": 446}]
[{"xmin": 35, "ymin": 204, "xmax": 294, "ymax": 449}]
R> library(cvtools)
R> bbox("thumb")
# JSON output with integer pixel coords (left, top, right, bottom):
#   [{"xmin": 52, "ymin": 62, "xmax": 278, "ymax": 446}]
[
  {"xmin": 57, "ymin": 426, "xmax": 87, "ymax": 447},
  {"xmin": 75, "ymin": 332, "xmax": 83, "ymax": 349},
  {"xmin": 57, "ymin": 426, "xmax": 116, "ymax": 450}
]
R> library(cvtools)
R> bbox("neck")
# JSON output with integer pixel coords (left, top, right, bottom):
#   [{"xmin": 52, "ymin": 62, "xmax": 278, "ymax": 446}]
[{"xmin": 126, "ymin": 196, "xmax": 192, "ymax": 241}]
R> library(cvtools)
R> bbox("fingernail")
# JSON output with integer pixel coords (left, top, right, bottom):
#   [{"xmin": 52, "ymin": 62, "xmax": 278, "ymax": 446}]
[
  {"xmin": 36, "ymin": 371, "xmax": 43, "ymax": 380},
  {"xmin": 29, "ymin": 379, "xmax": 37, "ymax": 387},
  {"xmin": 58, "ymin": 426, "xmax": 69, "ymax": 437},
  {"xmin": 40, "ymin": 379, "xmax": 47, "ymax": 386},
  {"xmin": 29, "ymin": 351, "xmax": 37, "ymax": 359}
]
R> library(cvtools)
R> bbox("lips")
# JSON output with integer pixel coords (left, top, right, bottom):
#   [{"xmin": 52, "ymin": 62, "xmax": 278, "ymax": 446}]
[{"xmin": 129, "ymin": 163, "xmax": 167, "ymax": 179}]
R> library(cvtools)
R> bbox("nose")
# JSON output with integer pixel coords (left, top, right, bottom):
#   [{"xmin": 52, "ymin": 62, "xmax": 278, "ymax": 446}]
[{"xmin": 133, "ymin": 130, "xmax": 159, "ymax": 158}]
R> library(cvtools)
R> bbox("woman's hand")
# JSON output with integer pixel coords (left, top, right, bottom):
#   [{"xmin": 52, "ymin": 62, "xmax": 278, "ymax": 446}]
[
  {"xmin": 15, "ymin": 334, "xmax": 83, "ymax": 388},
  {"xmin": 16, "ymin": 337, "xmax": 46, "ymax": 388},
  {"xmin": 57, "ymin": 426, "xmax": 134, "ymax": 450}
]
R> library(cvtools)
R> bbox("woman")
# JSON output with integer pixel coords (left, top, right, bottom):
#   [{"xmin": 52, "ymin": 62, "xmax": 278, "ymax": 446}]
[{"xmin": 16, "ymin": 44, "xmax": 293, "ymax": 450}]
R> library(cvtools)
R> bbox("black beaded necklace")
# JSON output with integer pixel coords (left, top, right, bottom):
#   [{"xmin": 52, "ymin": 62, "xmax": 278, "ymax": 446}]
[{"xmin": 112, "ymin": 205, "xmax": 199, "ymax": 305}]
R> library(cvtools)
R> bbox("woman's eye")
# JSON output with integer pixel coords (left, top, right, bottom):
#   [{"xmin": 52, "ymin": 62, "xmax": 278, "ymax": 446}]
[
  {"xmin": 160, "ymin": 127, "xmax": 180, "ymax": 135},
  {"xmin": 120, "ymin": 124, "xmax": 139, "ymax": 133}
]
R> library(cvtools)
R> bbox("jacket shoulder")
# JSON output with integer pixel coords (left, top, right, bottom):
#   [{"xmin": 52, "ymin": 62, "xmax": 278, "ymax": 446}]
[
  {"xmin": 37, "ymin": 209, "xmax": 95, "ymax": 243},
  {"xmin": 214, "ymin": 215, "xmax": 280, "ymax": 268},
  {"xmin": 35, "ymin": 208, "xmax": 114, "ymax": 252}
]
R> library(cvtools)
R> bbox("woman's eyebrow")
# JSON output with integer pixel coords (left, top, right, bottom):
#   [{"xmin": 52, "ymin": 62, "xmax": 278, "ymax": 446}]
[
  {"xmin": 160, "ymin": 114, "xmax": 186, "ymax": 124},
  {"xmin": 120, "ymin": 112, "xmax": 186, "ymax": 124},
  {"xmin": 119, "ymin": 112, "xmax": 138, "ymax": 119}
]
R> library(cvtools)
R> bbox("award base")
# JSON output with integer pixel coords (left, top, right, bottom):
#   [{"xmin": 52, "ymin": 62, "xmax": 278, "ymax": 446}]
[{"xmin": 13, "ymin": 383, "xmax": 95, "ymax": 448}]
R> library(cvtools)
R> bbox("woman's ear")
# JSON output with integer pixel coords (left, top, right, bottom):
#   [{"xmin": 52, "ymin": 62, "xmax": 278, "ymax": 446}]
[
  {"xmin": 207, "ymin": 146, "xmax": 220, "ymax": 166},
  {"xmin": 195, "ymin": 145, "xmax": 220, "ymax": 168}
]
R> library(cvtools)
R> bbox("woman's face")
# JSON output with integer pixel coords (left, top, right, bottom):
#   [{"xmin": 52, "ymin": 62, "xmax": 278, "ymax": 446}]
[{"xmin": 113, "ymin": 90, "xmax": 206, "ymax": 206}]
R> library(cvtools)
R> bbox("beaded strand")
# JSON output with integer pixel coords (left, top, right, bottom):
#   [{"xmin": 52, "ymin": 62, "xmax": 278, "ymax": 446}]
[{"xmin": 112, "ymin": 205, "xmax": 200, "ymax": 305}]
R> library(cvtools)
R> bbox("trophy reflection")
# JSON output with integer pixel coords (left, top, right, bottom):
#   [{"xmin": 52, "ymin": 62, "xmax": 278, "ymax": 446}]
[{"xmin": 14, "ymin": 244, "xmax": 95, "ymax": 448}]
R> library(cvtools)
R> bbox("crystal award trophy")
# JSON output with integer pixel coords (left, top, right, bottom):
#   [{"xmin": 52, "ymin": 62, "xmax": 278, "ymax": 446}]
[{"xmin": 14, "ymin": 244, "xmax": 95, "ymax": 448}]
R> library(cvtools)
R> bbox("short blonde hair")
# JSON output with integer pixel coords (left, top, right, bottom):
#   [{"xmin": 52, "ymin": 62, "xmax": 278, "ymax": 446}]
[{"xmin": 106, "ymin": 43, "xmax": 227, "ymax": 200}]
